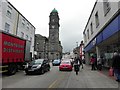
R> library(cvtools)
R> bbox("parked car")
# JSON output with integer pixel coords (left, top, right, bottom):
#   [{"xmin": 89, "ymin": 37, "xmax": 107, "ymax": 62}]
[
  {"xmin": 59, "ymin": 60, "xmax": 72, "ymax": 71},
  {"xmin": 24, "ymin": 59, "xmax": 50, "ymax": 75},
  {"xmin": 52, "ymin": 59, "xmax": 61, "ymax": 66}
]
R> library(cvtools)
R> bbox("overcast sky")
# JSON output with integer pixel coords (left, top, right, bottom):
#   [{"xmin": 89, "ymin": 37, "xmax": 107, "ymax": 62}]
[{"xmin": 8, "ymin": 0, "xmax": 96, "ymax": 52}]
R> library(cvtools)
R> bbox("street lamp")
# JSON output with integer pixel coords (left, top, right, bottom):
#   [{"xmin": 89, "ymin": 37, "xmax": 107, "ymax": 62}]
[
  {"xmin": 44, "ymin": 41, "xmax": 46, "ymax": 59},
  {"xmin": 76, "ymin": 42, "xmax": 78, "ymax": 47},
  {"xmin": 36, "ymin": 43, "xmax": 39, "ymax": 59}
]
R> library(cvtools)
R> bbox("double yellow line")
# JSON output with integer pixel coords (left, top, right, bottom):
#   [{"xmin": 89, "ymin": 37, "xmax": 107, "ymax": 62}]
[
  {"xmin": 48, "ymin": 79, "xmax": 58, "ymax": 88},
  {"xmin": 48, "ymin": 73, "xmax": 66, "ymax": 88}
]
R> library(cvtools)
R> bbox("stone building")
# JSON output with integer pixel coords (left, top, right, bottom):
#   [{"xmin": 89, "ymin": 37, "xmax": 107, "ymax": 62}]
[
  {"xmin": 34, "ymin": 34, "xmax": 48, "ymax": 59},
  {"xmin": 35, "ymin": 8, "xmax": 62, "ymax": 60}
]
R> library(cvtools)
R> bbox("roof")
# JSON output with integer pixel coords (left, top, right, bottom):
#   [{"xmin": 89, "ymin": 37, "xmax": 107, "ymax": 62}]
[{"xmin": 52, "ymin": 8, "xmax": 58, "ymax": 13}]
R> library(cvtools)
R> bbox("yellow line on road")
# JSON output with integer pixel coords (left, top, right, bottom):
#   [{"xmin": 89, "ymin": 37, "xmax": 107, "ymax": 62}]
[{"xmin": 48, "ymin": 79, "xmax": 58, "ymax": 88}]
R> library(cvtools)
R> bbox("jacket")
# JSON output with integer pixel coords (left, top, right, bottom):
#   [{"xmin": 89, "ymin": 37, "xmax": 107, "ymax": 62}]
[{"xmin": 112, "ymin": 54, "xmax": 120, "ymax": 69}]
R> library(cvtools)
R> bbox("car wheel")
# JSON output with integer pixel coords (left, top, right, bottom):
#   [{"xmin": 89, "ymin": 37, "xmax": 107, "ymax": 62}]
[
  {"xmin": 41, "ymin": 69, "xmax": 44, "ymax": 74},
  {"xmin": 25, "ymin": 70, "xmax": 30, "ymax": 75},
  {"xmin": 48, "ymin": 67, "xmax": 50, "ymax": 71}
]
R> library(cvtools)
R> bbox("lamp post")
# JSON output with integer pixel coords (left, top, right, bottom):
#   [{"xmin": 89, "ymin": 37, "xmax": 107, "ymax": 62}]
[
  {"xmin": 44, "ymin": 41, "xmax": 46, "ymax": 59},
  {"xmin": 36, "ymin": 43, "xmax": 39, "ymax": 59},
  {"xmin": 76, "ymin": 42, "xmax": 78, "ymax": 57}
]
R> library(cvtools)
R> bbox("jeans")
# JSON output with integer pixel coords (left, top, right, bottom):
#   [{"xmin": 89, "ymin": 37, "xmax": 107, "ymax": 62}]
[{"xmin": 114, "ymin": 68, "xmax": 120, "ymax": 80}]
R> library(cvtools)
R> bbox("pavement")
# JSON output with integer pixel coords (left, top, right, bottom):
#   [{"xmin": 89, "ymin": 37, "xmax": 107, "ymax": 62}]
[{"xmin": 66, "ymin": 64, "xmax": 119, "ymax": 88}]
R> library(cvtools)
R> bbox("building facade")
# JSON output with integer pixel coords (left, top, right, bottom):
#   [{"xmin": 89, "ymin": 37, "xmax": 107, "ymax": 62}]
[
  {"xmin": 0, "ymin": 0, "xmax": 35, "ymax": 58},
  {"xmin": 83, "ymin": 0, "xmax": 120, "ymax": 67},
  {"xmin": 34, "ymin": 34, "xmax": 49, "ymax": 59}
]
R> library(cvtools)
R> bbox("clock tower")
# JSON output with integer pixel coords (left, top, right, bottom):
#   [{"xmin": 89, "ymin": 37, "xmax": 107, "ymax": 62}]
[
  {"xmin": 49, "ymin": 8, "xmax": 61, "ymax": 60},
  {"xmin": 49, "ymin": 8, "xmax": 60, "ymax": 43}
]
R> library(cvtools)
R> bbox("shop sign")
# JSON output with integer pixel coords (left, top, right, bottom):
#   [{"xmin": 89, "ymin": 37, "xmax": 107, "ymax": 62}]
[{"xmin": 92, "ymin": 38, "xmax": 96, "ymax": 46}]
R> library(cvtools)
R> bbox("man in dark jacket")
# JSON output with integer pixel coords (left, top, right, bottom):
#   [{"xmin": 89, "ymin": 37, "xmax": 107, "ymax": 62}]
[
  {"xmin": 112, "ymin": 52, "xmax": 120, "ymax": 82},
  {"xmin": 74, "ymin": 57, "xmax": 82, "ymax": 75}
]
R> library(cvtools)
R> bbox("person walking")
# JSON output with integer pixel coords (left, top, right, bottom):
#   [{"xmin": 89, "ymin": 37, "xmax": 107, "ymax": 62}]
[
  {"xmin": 97, "ymin": 56, "xmax": 103, "ymax": 71},
  {"xmin": 90, "ymin": 55, "xmax": 96, "ymax": 70},
  {"xmin": 112, "ymin": 52, "xmax": 120, "ymax": 82}
]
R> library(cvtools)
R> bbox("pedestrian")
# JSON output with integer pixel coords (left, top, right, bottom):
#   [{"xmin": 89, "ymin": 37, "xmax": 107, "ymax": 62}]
[
  {"xmin": 112, "ymin": 52, "xmax": 120, "ymax": 82},
  {"xmin": 94, "ymin": 55, "xmax": 98, "ymax": 70},
  {"xmin": 90, "ymin": 55, "xmax": 96, "ymax": 70},
  {"xmin": 74, "ymin": 56, "xmax": 81, "ymax": 75},
  {"xmin": 81, "ymin": 58, "xmax": 84, "ymax": 69},
  {"xmin": 97, "ymin": 56, "xmax": 103, "ymax": 71}
]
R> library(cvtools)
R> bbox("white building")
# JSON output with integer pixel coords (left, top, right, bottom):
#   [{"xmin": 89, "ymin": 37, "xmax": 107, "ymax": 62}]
[
  {"xmin": 0, "ymin": 0, "xmax": 35, "ymax": 58},
  {"xmin": 83, "ymin": 0, "xmax": 120, "ymax": 67}
]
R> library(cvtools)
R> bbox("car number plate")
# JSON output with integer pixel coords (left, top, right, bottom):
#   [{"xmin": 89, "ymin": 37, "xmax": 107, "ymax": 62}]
[{"xmin": 28, "ymin": 69, "xmax": 34, "ymax": 71}]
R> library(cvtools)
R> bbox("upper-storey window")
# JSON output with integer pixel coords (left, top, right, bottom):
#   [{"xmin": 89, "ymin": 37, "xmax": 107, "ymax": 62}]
[
  {"xmin": 27, "ymin": 23, "xmax": 29, "ymax": 30},
  {"xmin": 103, "ymin": 0, "xmax": 111, "ymax": 16},
  {"xmin": 21, "ymin": 32, "xmax": 24, "ymax": 38},
  {"xmin": 90, "ymin": 22, "xmax": 93, "ymax": 35},
  {"xmin": 22, "ymin": 19, "xmax": 25, "ymax": 28},
  {"xmin": 95, "ymin": 12, "xmax": 99, "ymax": 28},
  {"xmin": 6, "ymin": 6, "xmax": 12, "ymax": 19},
  {"xmin": 84, "ymin": 33, "xmax": 87, "ymax": 42},
  {"xmin": 5, "ymin": 23, "xmax": 10, "ymax": 33},
  {"xmin": 87, "ymin": 29, "xmax": 89, "ymax": 39},
  {"xmin": 26, "ymin": 35, "xmax": 28, "ymax": 40}
]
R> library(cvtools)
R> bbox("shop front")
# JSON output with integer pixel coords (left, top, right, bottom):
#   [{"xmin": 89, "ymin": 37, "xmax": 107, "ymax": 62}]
[{"xmin": 84, "ymin": 14, "xmax": 120, "ymax": 68}]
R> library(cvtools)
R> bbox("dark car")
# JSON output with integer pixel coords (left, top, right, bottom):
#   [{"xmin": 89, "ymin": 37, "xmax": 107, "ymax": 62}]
[
  {"xmin": 52, "ymin": 59, "xmax": 61, "ymax": 66},
  {"xmin": 24, "ymin": 59, "xmax": 50, "ymax": 75}
]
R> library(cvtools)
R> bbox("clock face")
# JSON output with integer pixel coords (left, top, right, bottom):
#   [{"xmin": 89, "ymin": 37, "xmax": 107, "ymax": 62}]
[
  {"xmin": 52, "ymin": 25, "xmax": 55, "ymax": 29},
  {"xmin": 52, "ymin": 19, "xmax": 55, "ymax": 22}
]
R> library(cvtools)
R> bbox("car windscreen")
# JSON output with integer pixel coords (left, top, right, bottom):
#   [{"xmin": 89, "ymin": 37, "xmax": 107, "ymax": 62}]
[
  {"xmin": 53, "ymin": 60, "xmax": 60, "ymax": 62},
  {"xmin": 61, "ymin": 61, "xmax": 70, "ymax": 64},
  {"xmin": 30, "ymin": 60, "xmax": 43, "ymax": 65}
]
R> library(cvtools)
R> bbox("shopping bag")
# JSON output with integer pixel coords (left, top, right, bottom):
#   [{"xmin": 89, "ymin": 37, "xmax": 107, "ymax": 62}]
[{"xmin": 109, "ymin": 67, "xmax": 114, "ymax": 76}]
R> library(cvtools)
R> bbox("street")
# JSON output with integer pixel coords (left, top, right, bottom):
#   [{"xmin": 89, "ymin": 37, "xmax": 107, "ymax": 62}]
[{"xmin": 2, "ymin": 64, "xmax": 119, "ymax": 89}]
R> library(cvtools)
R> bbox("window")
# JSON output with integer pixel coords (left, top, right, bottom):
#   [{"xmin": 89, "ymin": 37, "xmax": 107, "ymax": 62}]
[
  {"xmin": 6, "ymin": 10, "xmax": 11, "ymax": 18},
  {"xmin": 21, "ymin": 32, "xmax": 24, "ymax": 38},
  {"xmin": 30, "ymin": 37, "xmax": 32, "ymax": 41},
  {"xmin": 95, "ymin": 12, "xmax": 99, "ymax": 28},
  {"xmin": 87, "ymin": 29, "xmax": 89, "ymax": 39},
  {"xmin": 26, "ymin": 35, "xmax": 28, "ymax": 40},
  {"xmin": 103, "ymin": 0, "xmax": 111, "ymax": 16},
  {"xmin": 84, "ymin": 33, "xmax": 87, "ymax": 42},
  {"xmin": 5, "ymin": 23, "xmax": 10, "ymax": 33},
  {"xmin": 90, "ymin": 22, "xmax": 93, "ymax": 35},
  {"xmin": 27, "ymin": 23, "xmax": 29, "ymax": 30},
  {"xmin": 22, "ymin": 19, "xmax": 25, "ymax": 28},
  {"xmin": 6, "ymin": 6, "xmax": 12, "ymax": 18}
]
